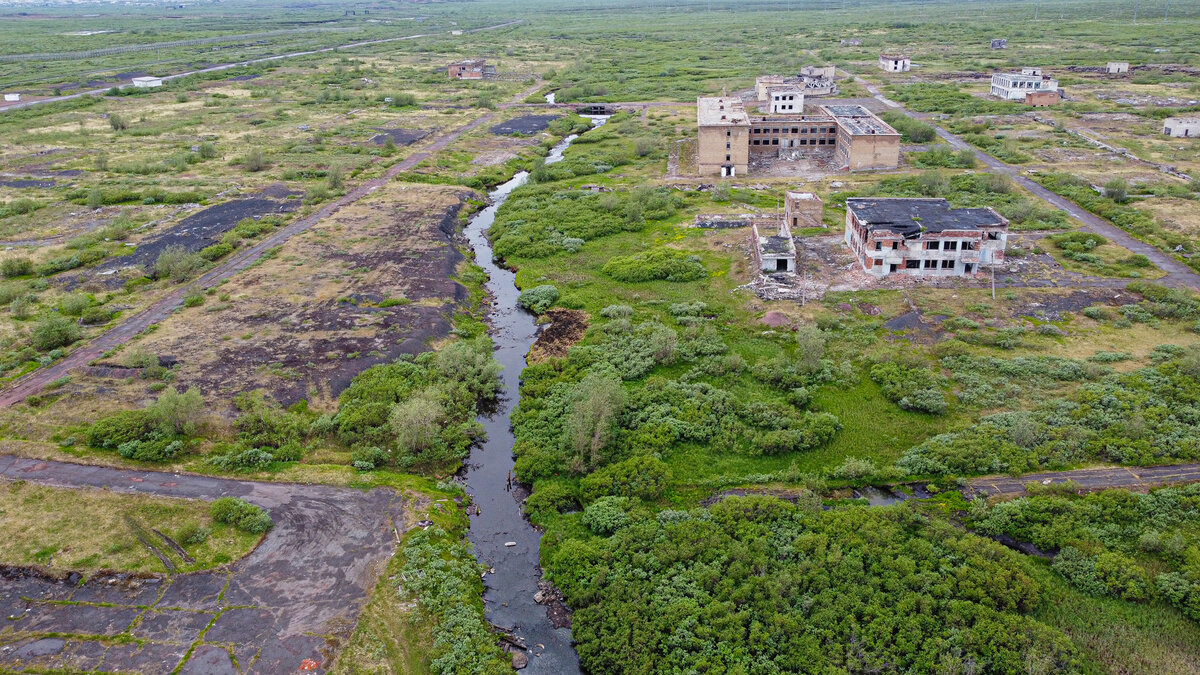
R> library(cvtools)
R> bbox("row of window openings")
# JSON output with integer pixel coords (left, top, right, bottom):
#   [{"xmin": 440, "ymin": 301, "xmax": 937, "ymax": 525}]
[
  {"xmin": 753, "ymin": 127, "xmax": 831, "ymax": 134},
  {"xmin": 874, "ymin": 240, "xmax": 974, "ymax": 251},
  {"xmin": 877, "ymin": 259, "xmax": 957, "ymax": 270},
  {"xmin": 754, "ymin": 138, "xmax": 832, "ymax": 146}
]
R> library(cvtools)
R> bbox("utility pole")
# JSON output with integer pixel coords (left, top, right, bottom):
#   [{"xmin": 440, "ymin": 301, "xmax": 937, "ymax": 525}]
[
  {"xmin": 1164, "ymin": 0, "xmax": 1170, "ymax": 23},
  {"xmin": 1133, "ymin": 0, "xmax": 1138, "ymax": 23},
  {"xmin": 1034, "ymin": 0, "xmax": 1039, "ymax": 20}
]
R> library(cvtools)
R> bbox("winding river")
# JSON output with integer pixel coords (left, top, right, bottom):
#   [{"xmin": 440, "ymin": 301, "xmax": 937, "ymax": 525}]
[{"xmin": 461, "ymin": 117, "xmax": 604, "ymax": 673}]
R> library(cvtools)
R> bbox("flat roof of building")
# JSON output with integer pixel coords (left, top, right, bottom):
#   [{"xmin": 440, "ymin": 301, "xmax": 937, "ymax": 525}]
[
  {"xmin": 879, "ymin": 53, "xmax": 908, "ymax": 59},
  {"xmin": 697, "ymin": 96, "xmax": 750, "ymax": 126},
  {"xmin": 821, "ymin": 104, "xmax": 899, "ymax": 136},
  {"xmin": 847, "ymin": 198, "xmax": 1007, "ymax": 238}
]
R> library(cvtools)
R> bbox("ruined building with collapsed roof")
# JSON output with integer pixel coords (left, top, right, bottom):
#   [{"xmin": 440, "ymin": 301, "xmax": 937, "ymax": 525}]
[
  {"xmin": 696, "ymin": 97, "xmax": 900, "ymax": 177},
  {"xmin": 843, "ymin": 198, "xmax": 1008, "ymax": 278},
  {"xmin": 447, "ymin": 59, "xmax": 497, "ymax": 80}
]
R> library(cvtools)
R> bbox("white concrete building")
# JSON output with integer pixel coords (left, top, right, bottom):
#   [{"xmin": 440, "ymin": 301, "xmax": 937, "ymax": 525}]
[
  {"xmin": 844, "ymin": 198, "xmax": 1008, "ymax": 278},
  {"xmin": 990, "ymin": 72, "xmax": 1058, "ymax": 100},
  {"xmin": 1163, "ymin": 117, "xmax": 1200, "ymax": 138},
  {"xmin": 1107, "ymin": 62, "xmax": 1130, "ymax": 75},
  {"xmin": 753, "ymin": 221, "xmax": 796, "ymax": 273},
  {"xmin": 768, "ymin": 87, "xmax": 804, "ymax": 113},
  {"xmin": 879, "ymin": 54, "xmax": 910, "ymax": 72},
  {"xmin": 3, "ymin": 94, "xmax": 20, "ymax": 102},
  {"xmin": 1021, "ymin": 67, "xmax": 1043, "ymax": 77},
  {"xmin": 131, "ymin": 76, "xmax": 163, "ymax": 88}
]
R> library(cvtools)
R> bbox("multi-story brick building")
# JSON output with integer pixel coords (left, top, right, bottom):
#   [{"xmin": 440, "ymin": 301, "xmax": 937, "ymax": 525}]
[
  {"xmin": 696, "ymin": 98, "xmax": 899, "ymax": 177},
  {"xmin": 843, "ymin": 198, "xmax": 1008, "ymax": 278}
]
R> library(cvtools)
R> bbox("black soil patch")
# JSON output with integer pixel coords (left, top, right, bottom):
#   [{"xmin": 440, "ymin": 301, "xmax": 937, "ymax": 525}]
[
  {"xmin": 489, "ymin": 114, "xmax": 560, "ymax": 136},
  {"xmin": 528, "ymin": 309, "xmax": 588, "ymax": 363},
  {"xmin": 1012, "ymin": 288, "xmax": 1136, "ymax": 320},
  {"xmin": 226, "ymin": 74, "xmax": 261, "ymax": 82},
  {"xmin": 369, "ymin": 128, "xmax": 429, "ymax": 146},
  {"xmin": 97, "ymin": 183, "xmax": 303, "ymax": 274},
  {"xmin": 0, "ymin": 179, "xmax": 56, "ymax": 188}
]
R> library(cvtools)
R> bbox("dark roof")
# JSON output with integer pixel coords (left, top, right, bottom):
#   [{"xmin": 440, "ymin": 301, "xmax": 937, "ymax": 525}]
[
  {"xmin": 846, "ymin": 198, "xmax": 1007, "ymax": 238},
  {"xmin": 761, "ymin": 235, "xmax": 793, "ymax": 256}
]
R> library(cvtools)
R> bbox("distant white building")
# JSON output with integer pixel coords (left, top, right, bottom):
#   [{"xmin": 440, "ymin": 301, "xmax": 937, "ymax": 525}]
[
  {"xmin": 3, "ymin": 93, "xmax": 20, "ymax": 102},
  {"xmin": 990, "ymin": 71, "xmax": 1058, "ymax": 100},
  {"xmin": 1106, "ymin": 62, "xmax": 1130, "ymax": 75},
  {"xmin": 1163, "ymin": 117, "xmax": 1200, "ymax": 138},
  {"xmin": 131, "ymin": 76, "xmax": 163, "ymax": 88},
  {"xmin": 879, "ymin": 53, "xmax": 911, "ymax": 72}
]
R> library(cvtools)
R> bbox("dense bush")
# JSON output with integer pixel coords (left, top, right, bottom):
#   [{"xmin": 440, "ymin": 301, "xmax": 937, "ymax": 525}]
[
  {"xmin": 517, "ymin": 284, "xmax": 559, "ymax": 313},
  {"xmin": 579, "ymin": 455, "xmax": 669, "ymax": 502},
  {"xmin": 878, "ymin": 110, "xmax": 936, "ymax": 142},
  {"xmin": 1, "ymin": 258, "xmax": 33, "ymax": 278},
  {"xmin": 154, "ymin": 245, "xmax": 207, "ymax": 282},
  {"xmin": 601, "ymin": 248, "xmax": 706, "ymax": 283},
  {"xmin": 970, "ymin": 485, "xmax": 1200, "ymax": 620},
  {"xmin": 899, "ymin": 350, "xmax": 1200, "ymax": 475},
  {"xmin": 582, "ymin": 495, "xmax": 632, "ymax": 534},
  {"xmin": 869, "ymin": 361, "xmax": 948, "ymax": 414},
  {"xmin": 31, "ymin": 316, "xmax": 83, "ymax": 352},
  {"xmin": 86, "ymin": 388, "xmax": 204, "ymax": 461},
  {"xmin": 552, "ymin": 497, "xmax": 1078, "ymax": 674},
  {"xmin": 210, "ymin": 497, "xmax": 273, "ymax": 533},
  {"xmin": 330, "ymin": 337, "xmax": 498, "ymax": 471},
  {"xmin": 400, "ymin": 527, "xmax": 511, "ymax": 674}
]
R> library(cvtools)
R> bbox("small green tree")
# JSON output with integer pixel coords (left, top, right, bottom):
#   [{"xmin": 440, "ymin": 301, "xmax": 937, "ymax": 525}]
[
  {"xmin": 108, "ymin": 114, "xmax": 128, "ymax": 131},
  {"xmin": 32, "ymin": 316, "xmax": 82, "ymax": 351},
  {"xmin": 1104, "ymin": 178, "xmax": 1129, "ymax": 203}
]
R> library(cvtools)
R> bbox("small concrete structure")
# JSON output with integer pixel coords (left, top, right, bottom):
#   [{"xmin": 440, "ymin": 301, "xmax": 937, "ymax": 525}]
[
  {"xmin": 990, "ymin": 71, "xmax": 1058, "ymax": 101},
  {"xmin": 844, "ymin": 198, "xmax": 1008, "ymax": 278},
  {"xmin": 841, "ymin": 38, "xmax": 862, "ymax": 46},
  {"xmin": 879, "ymin": 53, "xmax": 911, "ymax": 72},
  {"xmin": 784, "ymin": 191, "xmax": 823, "ymax": 228},
  {"xmin": 1024, "ymin": 90, "xmax": 1060, "ymax": 107},
  {"xmin": 3, "ymin": 93, "xmax": 20, "ymax": 102},
  {"xmin": 753, "ymin": 221, "xmax": 796, "ymax": 273},
  {"xmin": 1106, "ymin": 62, "xmax": 1130, "ymax": 75},
  {"xmin": 991, "ymin": 38, "xmax": 1008, "ymax": 49},
  {"xmin": 450, "ymin": 30, "xmax": 463, "ymax": 36},
  {"xmin": 131, "ymin": 76, "xmax": 163, "ymax": 88},
  {"xmin": 1163, "ymin": 117, "xmax": 1200, "ymax": 138}
]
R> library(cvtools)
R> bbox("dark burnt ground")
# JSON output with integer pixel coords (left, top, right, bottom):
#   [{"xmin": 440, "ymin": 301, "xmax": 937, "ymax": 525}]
[
  {"xmin": 0, "ymin": 180, "xmax": 56, "ymax": 188},
  {"xmin": 0, "ymin": 455, "xmax": 406, "ymax": 675},
  {"xmin": 489, "ymin": 114, "xmax": 560, "ymax": 136},
  {"xmin": 1008, "ymin": 287, "xmax": 1137, "ymax": 320},
  {"xmin": 368, "ymin": 128, "xmax": 429, "ymax": 146},
  {"xmin": 96, "ymin": 184, "xmax": 303, "ymax": 275},
  {"xmin": 114, "ymin": 185, "xmax": 472, "ymax": 407},
  {"xmin": 528, "ymin": 309, "xmax": 588, "ymax": 364}
]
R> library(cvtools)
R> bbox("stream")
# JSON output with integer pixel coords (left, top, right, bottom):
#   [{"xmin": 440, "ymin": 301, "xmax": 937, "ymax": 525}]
[{"xmin": 461, "ymin": 117, "xmax": 605, "ymax": 673}]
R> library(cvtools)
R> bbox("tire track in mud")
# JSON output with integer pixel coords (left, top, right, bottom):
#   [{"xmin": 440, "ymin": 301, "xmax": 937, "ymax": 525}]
[
  {"xmin": 0, "ymin": 455, "xmax": 406, "ymax": 674},
  {"xmin": 0, "ymin": 82, "xmax": 546, "ymax": 409}
]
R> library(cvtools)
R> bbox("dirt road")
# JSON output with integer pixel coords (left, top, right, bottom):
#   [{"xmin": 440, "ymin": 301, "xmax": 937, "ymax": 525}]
[
  {"xmin": 970, "ymin": 463, "xmax": 1200, "ymax": 497},
  {"xmin": 0, "ymin": 455, "xmax": 406, "ymax": 674},
  {"xmin": 0, "ymin": 81, "xmax": 544, "ymax": 409},
  {"xmin": 851, "ymin": 75, "xmax": 1200, "ymax": 291}
]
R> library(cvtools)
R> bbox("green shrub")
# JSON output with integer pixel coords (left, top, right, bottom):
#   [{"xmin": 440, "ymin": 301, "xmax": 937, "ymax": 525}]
[
  {"xmin": 602, "ymin": 248, "xmax": 706, "ymax": 283},
  {"xmin": 31, "ymin": 316, "xmax": 82, "ymax": 351},
  {"xmin": 579, "ymin": 455, "xmax": 669, "ymax": 503},
  {"xmin": 199, "ymin": 242, "xmax": 234, "ymax": 261},
  {"xmin": 210, "ymin": 497, "xmax": 273, "ymax": 533},
  {"xmin": 1, "ymin": 258, "xmax": 33, "ymax": 278},
  {"xmin": 870, "ymin": 361, "xmax": 948, "ymax": 414},
  {"xmin": 183, "ymin": 293, "xmax": 204, "ymax": 307},
  {"xmin": 582, "ymin": 495, "xmax": 632, "ymax": 534},
  {"xmin": 154, "ymin": 245, "xmax": 206, "ymax": 282},
  {"xmin": 517, "ymin": 284, "xmax": 559, "ymax": 313},
  {"xmin": 524, "ymin": 481, "xmax": 580, "ymax": 522},
  {"xmin": 58, "ymin": 293, "xmax": 92, "ymax": 316},
  {"xmin": 87, "ymin": 409, "xmax": 155, "ymax": 449}
]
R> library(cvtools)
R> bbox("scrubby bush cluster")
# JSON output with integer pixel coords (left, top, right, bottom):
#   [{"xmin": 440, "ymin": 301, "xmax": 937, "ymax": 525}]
[
  {"xmin": 210, "ymin": 497, "xmax": 273, "ymax": 533},
  {"xmin": 601, "ymin": 248, "xmax": 705, "ymax": 283},
  {"xmin": 86, "ymin": 387, "xmax": 204, "ymax": 462},
  {"xmin": 400, "ymin": 527, "xmax": 512, "ymax": 674},
  {"xmin": 517, "ymin": 284, "xmax": 559, "ymax": 314},
  {"xmin": 551, "ymin": 497, "xmax": 1078, "ymax": 673},
  {"xmin": 869, "ymin": 361, "xmax": 948, "ymax": 414},
  {"xmin": 330, "ymin": 337, "xmax": 500, "ymax": 471},
  {"xmin": 898, "ymin": 347, "xmax": 1200, "ymax": 475},
  {"xmin": 970, "ymin": 485, "xmax": 1200, "ymax": 621}
]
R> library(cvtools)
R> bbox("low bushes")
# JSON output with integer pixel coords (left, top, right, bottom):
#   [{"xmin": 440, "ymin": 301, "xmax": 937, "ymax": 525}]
[
  {"xmin": 601, "ymin": 248, "xmax": 706, "ymax": 283},
  {"xmin": 517, "ymin": 284, "xmax": 559, "ymax": 313},
  {"xmin": 86, "ymin": 388, "xmax": 204, "ymax": 462},
  {"xmin": 210, "ymin": 497, "xmax": 273, "ymax": 533},
  {"xmin": 869, "ymin": 361, "xmax": 948, "ymax": 414}
]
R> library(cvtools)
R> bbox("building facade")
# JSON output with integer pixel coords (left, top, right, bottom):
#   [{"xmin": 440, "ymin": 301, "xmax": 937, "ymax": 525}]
[
  {"xmin": 753, "ymin": 221, "xmax": 796, "ymax": 273},
  {"xmin": 696, "ymin": 98, "xmax": 899, "ymax": 177},
  {"xmin": 1163, "ymin": 117, "xmax": 1200, "ymax": 138},
  {"xmin": 784, "ymin": 192, "xmax": 823, "ymax": 228},
  {"xmin": 990, "ymin": 71, "xmax": 1058, "ymax": 100},
  {"xmin": 131, "ymin": 77, "xmax": 162, "ymax": 88},
  {"xmin": 1106, "ymin": 62, "xmax": 1130, "ymax": 75},
  {"xmin": 843, "ymin": 198, "xmax": 1008, "ymax": 278},
  {"xmin": 1024, "ymin": 90, "xmax": 1060, "ymax": 107},
  {"xmin": 879, "ymin": 54, "xmax": 910, "ymax": 72},
  {"xmin": 768, "ymin": 87, "xmax": 804, "ymax": 113},
  {"xmin": 447, "ymin": 59, "xmax": 496, "ymax": 80}
]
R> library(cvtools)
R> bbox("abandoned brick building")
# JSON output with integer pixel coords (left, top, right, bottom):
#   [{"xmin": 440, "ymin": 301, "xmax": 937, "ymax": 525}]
[
  {"xmin": 843, "ymin": 198, "xmax": 1008, "ymax": 278},
  {"xmin": 447, "ymin": 59, "xmax": 496, "ymax": 80},
  {"xmin": 753, "ymin": 221, "xmax": 797, "ymax": 273},
  {"xmin": 755, "ymin": 66, "xmax": 838, "ymax": 102},
  {"xmin": 878, "ymin": 53, "xmax": 911, "ymax": 72},
  {"xmin": 696, "ymin": 97, "xmax": 900, "ymax": 177}
]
